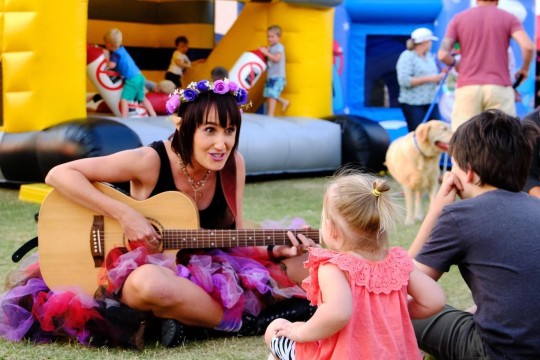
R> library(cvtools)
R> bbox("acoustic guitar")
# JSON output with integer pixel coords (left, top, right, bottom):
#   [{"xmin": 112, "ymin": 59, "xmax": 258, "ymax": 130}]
[{"xmin": 38, "ymin": 182, "xmax": 319, "ymax": 295}]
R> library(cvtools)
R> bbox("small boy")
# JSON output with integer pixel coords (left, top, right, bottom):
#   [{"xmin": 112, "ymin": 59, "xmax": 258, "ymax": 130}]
[
  {"xmin": 408, "ymin": 109, "xmax": 540, "ymax": 359},
  {"xmin": 259, "ymin": 25, "xmax": 289, "ymax": 117},
  {"xmin": 165, "ymin": 36, "xmax": 191, "ymax": 88},
  {"xmin": 103, "ymin": 28, "xmax": 156, "ymax": 118}
]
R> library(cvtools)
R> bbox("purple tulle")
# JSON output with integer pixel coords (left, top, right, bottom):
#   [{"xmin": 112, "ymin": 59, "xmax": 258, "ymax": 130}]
[
  {"xmin": 105, "ymin": 247, "xmax": 301, "ymax": 330},
  {"xmin": 0, "ymin": 277, "xmax": 48, "ymax": 341},
  {"xmin": 106, "ymin": 247, "xmax": 177, "ymax": 294}
]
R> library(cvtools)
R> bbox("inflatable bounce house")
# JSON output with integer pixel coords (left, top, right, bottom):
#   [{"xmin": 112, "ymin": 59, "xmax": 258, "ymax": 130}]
[
  {"xmin": 0, "ymin": 0, "xmax": 536, "ymax": 202},
  {"xmin": 331, "ymin": 0, "xmax": 536, "ymax": 139}
]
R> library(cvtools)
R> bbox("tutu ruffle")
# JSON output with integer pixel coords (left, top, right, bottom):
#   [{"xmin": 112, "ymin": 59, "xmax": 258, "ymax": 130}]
[
  {"xmin": 0, "ymin": 244, "xmax": 305, "ymax": 347},
  {"xmin": 0, "ymin": 253, "xmax": 102, "ymax": 345}
]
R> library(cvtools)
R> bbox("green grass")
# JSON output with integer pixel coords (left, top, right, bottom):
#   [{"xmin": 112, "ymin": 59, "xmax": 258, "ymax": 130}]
[{"xmin": 0, "ymin": 176, "xmax": 471, "ymax": 359}]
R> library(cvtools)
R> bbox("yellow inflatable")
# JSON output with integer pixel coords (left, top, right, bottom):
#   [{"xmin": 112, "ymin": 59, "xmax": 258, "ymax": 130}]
[
  {"xmin": 1, "ymin": 0, "xmax": 87, "ymax": 133},
  {"xmin": 1, "ymin": 0, "xmax": 334, "ymax": 133},
  {"xmin": 184, "ymin": 1, "xmax": 334, "ymax": 117}
]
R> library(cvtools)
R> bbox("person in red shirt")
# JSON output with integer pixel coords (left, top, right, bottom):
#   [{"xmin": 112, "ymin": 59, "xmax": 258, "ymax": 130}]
[{"xmin": 437, "ymin": 0, "xmax": 533, "ymax": 131}]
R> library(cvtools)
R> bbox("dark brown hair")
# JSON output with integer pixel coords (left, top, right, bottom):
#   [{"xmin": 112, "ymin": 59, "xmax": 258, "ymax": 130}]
[
  {"xmin": 170, "ymin": 91, "xmax": 242, "ymax": 166},
  {"xmin": 450, "ymin": 109, "xmax": 539, "ymax": 191}
]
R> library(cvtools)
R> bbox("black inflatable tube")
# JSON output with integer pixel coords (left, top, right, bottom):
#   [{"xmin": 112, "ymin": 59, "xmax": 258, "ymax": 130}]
[
  {"xmin": 324, "ymin": 115, "xmax": 390, "ymax": 173},
  {"xmin": 0, "ymin": 117, "xmax": 142, "ymax": 184}
]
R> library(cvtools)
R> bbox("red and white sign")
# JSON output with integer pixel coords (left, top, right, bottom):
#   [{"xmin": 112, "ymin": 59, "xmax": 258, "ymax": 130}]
[{"xmin": 229, "ymin": 50, "xmax": 267, "ymax": 90}]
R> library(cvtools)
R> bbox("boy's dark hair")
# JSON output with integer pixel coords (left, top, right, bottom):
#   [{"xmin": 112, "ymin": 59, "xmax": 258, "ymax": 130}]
[
  {"xmin": 450, "ymin": 109, "xmax": 539, "ymax": 191},
  {"xmin": 175, "ymin": 36, "xmax": 188, "ymax": 46}
]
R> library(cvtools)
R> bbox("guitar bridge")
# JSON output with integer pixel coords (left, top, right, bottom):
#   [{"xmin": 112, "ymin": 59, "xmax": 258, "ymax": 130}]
[{"xmin": 90, "ymin": 215, "xmax": 104, "ymax": 267}]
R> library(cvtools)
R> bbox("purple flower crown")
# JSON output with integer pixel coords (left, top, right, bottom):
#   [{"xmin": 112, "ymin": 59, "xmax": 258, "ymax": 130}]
[{"xmin": 166, "ymin": 79, "xmax": 249, "ymax": 115}]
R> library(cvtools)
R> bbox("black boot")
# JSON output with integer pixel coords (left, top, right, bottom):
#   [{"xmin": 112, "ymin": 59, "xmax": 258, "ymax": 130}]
[
  {"xmin": 238, "ymin": 297, "xmax": 317, "ymax": 336},
  {"xmin": 162, "ymin": 298, "xmax": 317, "ymax": 345},
  {"xmin": 161, "ymin": 319, "xmax": 229, "ymax": 347}
]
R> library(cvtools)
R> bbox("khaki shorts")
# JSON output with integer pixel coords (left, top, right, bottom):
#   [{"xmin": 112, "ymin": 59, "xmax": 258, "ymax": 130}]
[{"xmin": 451, "ymin": 84, "xmax": 516, "ymax": 131}]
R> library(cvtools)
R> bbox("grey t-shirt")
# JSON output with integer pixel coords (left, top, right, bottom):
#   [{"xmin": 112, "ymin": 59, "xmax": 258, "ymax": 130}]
[
  {"xmin": 416, "ymin": 190, "xmax": 540, "ymax": 358},
  {"xmin": 267, "ymin": 42, "xmax": 285, "ymax": 79}
]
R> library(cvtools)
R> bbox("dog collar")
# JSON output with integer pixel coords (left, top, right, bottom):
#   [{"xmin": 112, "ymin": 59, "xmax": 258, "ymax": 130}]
[{"xmin": 413, "ymin": 131, "xmax": 428, "ymax": 157}]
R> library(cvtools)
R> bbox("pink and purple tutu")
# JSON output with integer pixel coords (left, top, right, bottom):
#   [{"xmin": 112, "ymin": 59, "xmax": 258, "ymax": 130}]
[{"xmin": 0, "ymin": 242, "xmax": 305, "ymax": 347}]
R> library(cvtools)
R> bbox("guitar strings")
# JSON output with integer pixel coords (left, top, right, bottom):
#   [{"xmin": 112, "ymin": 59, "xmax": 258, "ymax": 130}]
[{"xmin": 93, "ymin": 230, "xmax": 320, "ymax": 249}]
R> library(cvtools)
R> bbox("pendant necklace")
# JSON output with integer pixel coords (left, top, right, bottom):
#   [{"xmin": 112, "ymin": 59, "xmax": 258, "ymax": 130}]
[{"xmin": 176, "ymin": 154, "xmax": 211, "ymax": 201}]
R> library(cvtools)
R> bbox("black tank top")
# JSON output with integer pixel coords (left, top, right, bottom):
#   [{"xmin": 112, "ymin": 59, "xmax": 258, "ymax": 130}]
[{"xmin": 147, "ymin": 141, "xmax": 235, "ymax": 229}]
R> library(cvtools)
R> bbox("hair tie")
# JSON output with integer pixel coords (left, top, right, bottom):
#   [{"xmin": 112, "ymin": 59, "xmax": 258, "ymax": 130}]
[{"xmin": 372, "ymin": 189, "xmax": 381, "ymax": 197}]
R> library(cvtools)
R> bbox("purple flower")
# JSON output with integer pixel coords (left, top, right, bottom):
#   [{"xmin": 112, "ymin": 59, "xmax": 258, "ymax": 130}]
[
  {"xmin": 166, "ymin": 95, "xmax": 180, "ymax": 114},
  {"xmin": 196, "ymin": 80, "xmax": 210, "ymax": 92},
  {"xmin": 213, "ymin": 80, "xmax": 229, "ymax": 94},
  {"xmin": 182, "ymin": 89, "xmax": 198, "ymax": 102},
  {"xmin": 227, "ymin": 81, "xmax": 238, "ymax": 92},
  {"xmin": 235, "ymin": 88, "xmax": 248, "ymax": 105}
]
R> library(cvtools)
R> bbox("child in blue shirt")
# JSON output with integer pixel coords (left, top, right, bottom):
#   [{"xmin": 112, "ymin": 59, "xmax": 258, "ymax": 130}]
[{"xmin": 103, "ymin": 28, "xmax": 156, "ymax": 118}]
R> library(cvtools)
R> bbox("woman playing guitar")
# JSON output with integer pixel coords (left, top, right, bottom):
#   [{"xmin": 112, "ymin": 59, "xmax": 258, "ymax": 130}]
[{"xmin": 2, "ymin": 80, "xmax": 317, "ymax": 349}]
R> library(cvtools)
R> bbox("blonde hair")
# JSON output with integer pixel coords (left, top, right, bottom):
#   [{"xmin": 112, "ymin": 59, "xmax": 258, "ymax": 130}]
[
  {"xmin": 104, "ymin": 28, "xmax": 123, "ymax": 50},
  {"xmin": 323, "ymin": 169, "xmax": 403, "ymax": 254},
  {"xmin": 268, "ymin": 25, "xmax": 282, "ymax": 37}
]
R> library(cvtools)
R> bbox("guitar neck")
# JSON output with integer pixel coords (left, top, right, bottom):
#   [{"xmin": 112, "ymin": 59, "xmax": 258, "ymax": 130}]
[{"xmin": 161, "ymin": 228, "xmax": 320, "ymax": 250}]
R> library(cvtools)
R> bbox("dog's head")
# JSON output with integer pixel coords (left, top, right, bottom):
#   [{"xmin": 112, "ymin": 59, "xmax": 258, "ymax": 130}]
[{"xmin": 415, "ymin": 120, "xmax": 453, "ymax": 157}]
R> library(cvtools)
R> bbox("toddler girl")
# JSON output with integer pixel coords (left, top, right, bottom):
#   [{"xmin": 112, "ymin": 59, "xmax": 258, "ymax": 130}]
[{"xmin": 264, "ymin": 170, "xmax": 445, "ymax": 360}]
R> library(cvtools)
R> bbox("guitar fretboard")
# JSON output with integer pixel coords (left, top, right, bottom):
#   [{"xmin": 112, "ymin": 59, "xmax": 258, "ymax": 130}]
[{"xmin": 161, "ymin": 228, "xmax": 319, "ymax": 250}]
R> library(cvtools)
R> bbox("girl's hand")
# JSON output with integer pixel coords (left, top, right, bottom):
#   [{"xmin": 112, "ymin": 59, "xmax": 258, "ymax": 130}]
[{"xmin": 274, "ymin": 321, "xmax": 306, "ymax": 342}]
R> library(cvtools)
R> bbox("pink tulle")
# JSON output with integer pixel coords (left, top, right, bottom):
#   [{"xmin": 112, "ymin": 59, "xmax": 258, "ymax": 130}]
[{"xmin": 32, "ymin": 290, "xmax": 101, "ymax": 344}]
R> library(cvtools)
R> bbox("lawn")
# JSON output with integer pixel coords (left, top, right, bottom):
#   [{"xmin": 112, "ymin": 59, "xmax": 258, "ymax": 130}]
[{"xmin": 0, "ymin": 176, "xmax": 471, "ymax": 359}]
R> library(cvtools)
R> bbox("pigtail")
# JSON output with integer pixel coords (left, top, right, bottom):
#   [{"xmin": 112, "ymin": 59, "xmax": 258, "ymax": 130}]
[{"xmin": 371, "ymin": 179, "xmax": 402, "ymax": 237}]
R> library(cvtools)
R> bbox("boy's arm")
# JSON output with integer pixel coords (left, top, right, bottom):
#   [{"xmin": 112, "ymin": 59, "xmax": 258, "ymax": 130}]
[
  {"xmin": 408, "ymin": 171, "xmax": 462, "ymax": 258},
  {"xmin": 259, "ymin": 46, "xmax": 282, "ymax": 63},
  {"xmin": 103, "ymin": 49, "xmax": 116, "ymax": 69},
  {"xmin": 174, "ymin": 54, "xmax": 191, "ymax": 68}
]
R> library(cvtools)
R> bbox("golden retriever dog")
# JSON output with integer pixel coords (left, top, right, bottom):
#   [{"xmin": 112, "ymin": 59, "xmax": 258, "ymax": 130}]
[{"xmin": 385, "ymin": 120, "xmax": 452, "ymax": 225}]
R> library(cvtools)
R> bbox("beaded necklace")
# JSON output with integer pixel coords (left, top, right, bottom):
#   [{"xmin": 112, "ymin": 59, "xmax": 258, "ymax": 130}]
[{"xmin": 176, "ymin": 154, "xmax": 211, "ymax": 200}]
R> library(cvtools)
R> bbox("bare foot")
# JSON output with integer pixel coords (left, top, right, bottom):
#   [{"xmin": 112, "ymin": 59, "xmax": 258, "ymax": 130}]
[{"xmin": 281, "ymin": 99, "xmax": 290, "ymax": 112}]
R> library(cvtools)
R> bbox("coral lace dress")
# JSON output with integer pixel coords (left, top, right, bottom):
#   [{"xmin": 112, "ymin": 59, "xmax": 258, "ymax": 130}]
[{"xmin": 295, "ymin": 246, "xmax": 422, "ymax": 360}]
